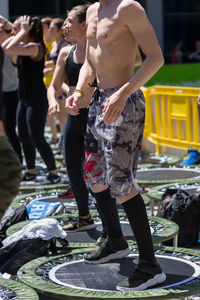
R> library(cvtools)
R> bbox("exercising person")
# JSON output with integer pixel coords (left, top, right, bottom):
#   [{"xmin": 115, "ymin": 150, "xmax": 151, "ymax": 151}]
[
  {"xmin": 65, "ymin": 0, "xmax": 166, "ymax": 291},
  {"xmin": 2, "ymin": 16, "xmax": 60, "ymax": 183},
  {"xmin": 0, "ymin": 46, "xmax": 21, "ymax": 220}
]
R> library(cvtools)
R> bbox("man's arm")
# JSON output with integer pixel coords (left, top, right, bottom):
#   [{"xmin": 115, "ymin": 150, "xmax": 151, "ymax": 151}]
[
  {"xmin": 102, "ymin": 1, "xmax": 164, "ymax": 124},
  {"xmin": 118, "ymin": 1, "xmax": 164, "ymax": 98}
]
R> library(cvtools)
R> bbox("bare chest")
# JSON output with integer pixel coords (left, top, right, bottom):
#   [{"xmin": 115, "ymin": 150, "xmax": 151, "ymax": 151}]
[{"xmin": 87, "ymin": 11, "xmax": 125, "ymax": 46}]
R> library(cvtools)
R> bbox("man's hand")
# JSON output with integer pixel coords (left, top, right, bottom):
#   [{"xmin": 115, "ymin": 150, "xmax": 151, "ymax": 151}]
[
  {"xmin": 65, "ymin": 93, "xmax": 82, "ymax": 115},
  {"xmin": 48, "ymin": 99, "xmax": 60, "ymax": 116},
  {"xmin": 102, "ymin": 92, "xmax": 127, "ymax": 124}
]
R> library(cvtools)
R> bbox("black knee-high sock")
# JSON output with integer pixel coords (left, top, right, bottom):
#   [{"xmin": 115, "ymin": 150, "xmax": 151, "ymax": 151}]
[
  {"xmin": 94, "ymin": 201, "xmax": 108, "ymax": 237},
  {"xmin": 89, "ymin": 189, "xmax": 107, "ymax": 235},
  {"xmin": 92, "ymin": 189, "xmax": 123, "ymax": 239},
  {"xmin": 122, "ymin": 194, "xmax": 155, "ymax": 262}
]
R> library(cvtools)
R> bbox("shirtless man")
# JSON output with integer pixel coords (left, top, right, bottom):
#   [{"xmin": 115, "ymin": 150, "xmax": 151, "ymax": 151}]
[{"xmin": 66, "ymin": 0, "xmax": 166, "ymax": 291}]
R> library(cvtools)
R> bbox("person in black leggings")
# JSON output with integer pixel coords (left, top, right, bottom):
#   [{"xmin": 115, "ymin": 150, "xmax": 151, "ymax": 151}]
[
  {"xmin": 48, "ymin": 5, "xmax": 96, "ymax": 231},
  {"xmin": 0, "ymin": 22, "xmax": 22, "ymax": 163},
  {"xmin": 0, "ymin": 46, "xmax": 21, "ymax": 221},
  {"xmin": 2, "ymin": 15, "xmax": 60, "ymax": 183}
]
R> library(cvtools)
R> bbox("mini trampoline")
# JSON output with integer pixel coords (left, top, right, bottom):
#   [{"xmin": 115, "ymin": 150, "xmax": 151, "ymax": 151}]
[
  {"xmin": 11, "ymin": 190, "xmax": 95, "ymax": 211},
  {"xmin": 19, "ymin": 175, "xmax": 69, "ymax": 194},
  {"xmin": 11, "ymin": 191, "xmax": 150, "ymax": 212},
  {"xmin": 138, "ymin": 153, "xmax": 181, "ymax": 167},
  {"xmin": 18, "ymin": 245, "xmax": 200, "ymax": 299},
  {"xmin": 0, "ymin": 278, "xmax": 38, "ymax": 300},
  {"xmin": 136, "ymin": 166, "xmax": 200, "ymax": 187},
  {"xmin": 148, "ymin": 182, "xmax": 200, "ymax": 202},
  {"xmin": 6, "ymin": 214, "xmax": 178, "ymax": 247}
]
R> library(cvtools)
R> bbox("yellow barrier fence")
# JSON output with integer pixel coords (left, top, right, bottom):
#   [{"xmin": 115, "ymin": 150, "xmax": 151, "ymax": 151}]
[{"xmin": 143, "ymin": 85, "xmax": 200, "ymax": 153}]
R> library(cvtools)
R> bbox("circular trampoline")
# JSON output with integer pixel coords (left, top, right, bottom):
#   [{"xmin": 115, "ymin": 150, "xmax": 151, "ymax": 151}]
[
  {"xmin": 148, "ymin": 182, "xmax": 200, "ymax": 202},
  {"xmin": 138, "ymin": 153, "xmax": 181, "ymax": 167},
  {"xmin": 19, "ymin": 175, "xmax": 69, "ymax": 194},
  {"xmin": 11, "ymin": 190, "xmax": 96, "ymax": 211},
  {"xmin": 11, "ymin": 191, "xmax": 150, "ymax": 211},
  {"xmin": 6, "ymin": 214, "xmax": 178, "ymax": 247},
  {"xmin": 18, "ymin": 245, "xmax": 200, "ymax": 299},
  {"xmin": 0, "ymin": 278, "xmax": 38, "ymax": 300},
  {"xmin": 136, "ymin": 166, "xmax": 200, "ymax": 186}
]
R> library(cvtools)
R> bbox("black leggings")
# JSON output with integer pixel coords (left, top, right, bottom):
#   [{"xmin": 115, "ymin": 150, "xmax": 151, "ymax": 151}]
[
  {"xmin": 2, "ymin": 91, "xmax": 22, "ymax": 163},
  {"xmin": 64, "ymin": 108, "xmax": 89, "ymax": 217},
  {"xmin": 17, "ymin": 98, "xmax": 56, "ymax": 171}
]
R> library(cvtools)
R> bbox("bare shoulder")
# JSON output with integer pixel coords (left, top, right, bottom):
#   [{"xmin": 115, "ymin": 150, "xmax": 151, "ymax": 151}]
[
  {"xmin": 86, "ymin": 2, "xmax": 99, "ymax": 17},
  {"xmin": 58, "ymin": 44, "xmax": 72, "ymax": 61},
  {"xmin": 119, "ymin": 0, "xmax": 146, "ymax": 20}
]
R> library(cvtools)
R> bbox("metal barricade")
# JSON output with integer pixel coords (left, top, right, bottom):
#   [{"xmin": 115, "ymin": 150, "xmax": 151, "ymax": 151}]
[{"xmin": 143, "ymin": 85, "xmax": 200, "ymax": 153}]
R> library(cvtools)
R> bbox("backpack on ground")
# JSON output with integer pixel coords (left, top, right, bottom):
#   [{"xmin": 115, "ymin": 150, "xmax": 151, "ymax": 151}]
[
  {"xmin": 0, "ymin": 205, "xmax": 29, "ymax": 245},
  {"xmin": 156, "ymin": 188, "xmax": 200, "ymax": 247},
  {"xmin": 0, "ymin": 218, "xmax": 68, "ymax": 275}
]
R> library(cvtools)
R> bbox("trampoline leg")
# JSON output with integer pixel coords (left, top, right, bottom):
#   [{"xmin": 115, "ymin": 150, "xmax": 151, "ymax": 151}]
[
  {"xmin": 173, "ymin": 233, "xmax": 178, "ymax": 248},
  {"xmin": 150, "ymin": 199, "xmax": 154, "ymax": 216}
]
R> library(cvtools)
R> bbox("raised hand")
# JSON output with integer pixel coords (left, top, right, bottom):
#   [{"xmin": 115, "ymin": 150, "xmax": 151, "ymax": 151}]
[{"xmin": 19, "ymin": 15, "xmax": 32, "ymax": 33}]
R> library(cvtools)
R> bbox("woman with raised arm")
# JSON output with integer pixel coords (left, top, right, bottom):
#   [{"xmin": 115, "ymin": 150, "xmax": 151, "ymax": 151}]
[
  {"xmin": 2, "ymin": 16, "xmax": 60, "ymax": 184},
  {"xmin": 0, "ymin": 21, "xmax": 22, "ymax": 163}
]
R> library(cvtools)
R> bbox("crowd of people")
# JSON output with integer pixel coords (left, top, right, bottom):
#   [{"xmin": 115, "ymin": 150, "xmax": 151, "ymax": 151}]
[
  {"xmin": 0, "ymin": 0, "xmax": 168, "ymax": 292},
  {"xmin": 171, "ymin": 39, "xmax": 200, "ymax": 64}
]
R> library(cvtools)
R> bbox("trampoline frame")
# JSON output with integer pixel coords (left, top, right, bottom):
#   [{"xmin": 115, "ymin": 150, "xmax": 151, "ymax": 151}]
[
  {"xmin": 138, "ymin": 153, "xmax": 181, "ymax": 167},
  {"xmin": 0, "ymin": 278, "xmax": 38, "ymax": 300},
  {"xmin": 6, "ymin": 213, "xmax": 179, "ymax": 247},
  {"xmin": 18, "ymin": 245, "xmax": 200, "ymax": 300},
  {"xmin": 136, "ymin": 167, "xmax": 200, "ymax": 187},
  {"xmin": 147, "ymin": 181, "xmax": 200, "ymax": 216}
]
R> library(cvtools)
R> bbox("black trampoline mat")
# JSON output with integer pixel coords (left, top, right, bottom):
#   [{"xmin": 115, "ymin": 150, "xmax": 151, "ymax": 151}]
[
  {"xmin": 136, "ymin": 168, "xmax": 200, "ymax": 180},
  {"xmin": 49, "ymin": 254, "xmax": 200, "ymax": 291},
  {"xmin": 65, "ymin": 222, "xmax": 154, "ymax": 243}
]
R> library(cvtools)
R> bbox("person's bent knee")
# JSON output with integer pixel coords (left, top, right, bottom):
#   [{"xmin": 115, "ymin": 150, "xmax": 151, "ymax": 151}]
[
  {"xmin": 90, "ymin": 184, "xmax": 109, "ymax": 194},
  {"xmin": 117, "ymin": 185, "xmax": 139, "ymax": 204}
]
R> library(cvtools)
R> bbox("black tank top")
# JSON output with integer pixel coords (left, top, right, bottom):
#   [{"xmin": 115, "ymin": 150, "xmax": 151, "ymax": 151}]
[
  {"xmin": 17, "ymin": 44, "xmax": 46, "ymax": 100},
  {"xmin": 66, "ymin": 46, "xmax": 83, "ymax": 86}
]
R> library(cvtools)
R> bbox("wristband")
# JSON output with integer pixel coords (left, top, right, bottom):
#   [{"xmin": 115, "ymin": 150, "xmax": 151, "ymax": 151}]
[{"xmin": 74, "ymin": 89, "xmax": 84, "ymax": 98}]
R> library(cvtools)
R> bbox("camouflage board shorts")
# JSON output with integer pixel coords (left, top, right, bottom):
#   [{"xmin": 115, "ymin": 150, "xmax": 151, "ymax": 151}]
[
  {"xmin": 0, "ymin": 136, "xmax": 21, "ymax": 220},
  {"xmin": 84, "ymin": 86, "xmax": 145, "ymax": 198}
]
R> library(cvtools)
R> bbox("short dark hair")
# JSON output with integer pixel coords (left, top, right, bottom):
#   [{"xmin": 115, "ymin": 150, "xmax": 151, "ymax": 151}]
[
  {"xmin": 41, "ymin": 17, "xmax": 52, "ymax": 28},
  {"xmin": 28, "ymin": 17, "xmax": 44, "ymax": 43},
  {"xmin": 51, "ymin": 18, "xmax": 64, "ymax": 30}
]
